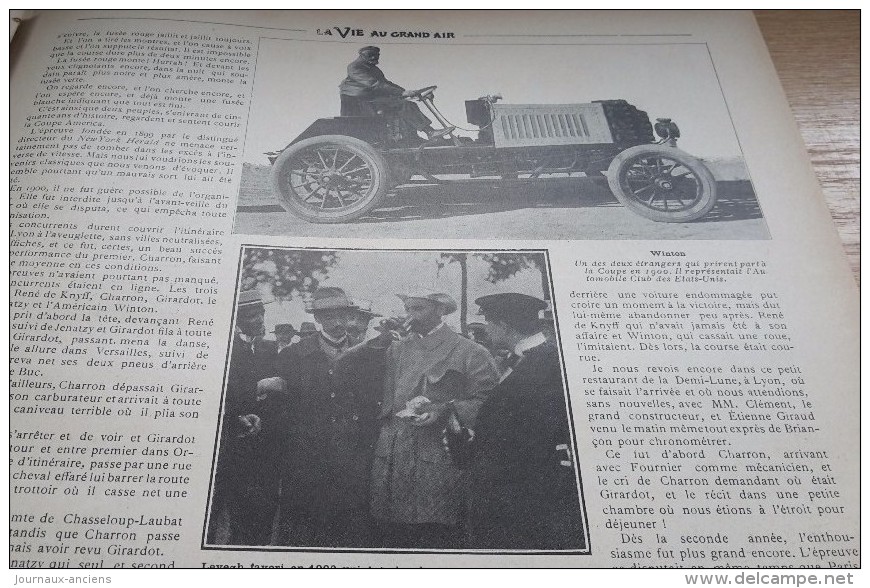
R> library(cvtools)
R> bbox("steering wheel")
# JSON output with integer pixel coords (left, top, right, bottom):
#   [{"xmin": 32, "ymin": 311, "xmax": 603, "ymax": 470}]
[{"xmin": 404, "ymin": 85, "xmax": 437, "ymax": 100}]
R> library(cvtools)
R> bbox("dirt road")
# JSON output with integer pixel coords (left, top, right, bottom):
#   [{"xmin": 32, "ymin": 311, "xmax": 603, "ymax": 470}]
[{"xmin": 233, "ymin": 165, "xmax": 769, "ymax": 241}]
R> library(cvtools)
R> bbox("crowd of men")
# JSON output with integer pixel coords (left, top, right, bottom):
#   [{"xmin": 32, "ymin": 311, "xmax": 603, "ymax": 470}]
[{"xmin": 208, "ymin": 286, "xmax": 585, "ymax": 551}]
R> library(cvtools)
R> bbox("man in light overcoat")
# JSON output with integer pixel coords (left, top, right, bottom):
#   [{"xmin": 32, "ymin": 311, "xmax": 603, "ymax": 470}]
[{"xmin": 370, "ymin": 289, "xmax": 498, "ymax": 548}]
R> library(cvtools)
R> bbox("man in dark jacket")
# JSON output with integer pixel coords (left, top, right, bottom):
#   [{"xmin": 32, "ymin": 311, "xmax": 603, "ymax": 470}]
[
  {"xmin": 448, "ymin": 293, "xmax": 586, "ymax": 551},
  {"xmin": 209, "ymin": 290, "xmax": 288, "ymax": 546},
  {"xmin": 276, "ymin": 287, "xmax": 386, "ymax": 548},
  {"xmin": 339, "ymin": 46, "xmax": 452, "ymax": 140}
]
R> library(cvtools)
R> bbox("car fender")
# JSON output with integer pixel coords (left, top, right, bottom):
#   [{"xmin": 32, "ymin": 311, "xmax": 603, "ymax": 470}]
[{"xmin": 273, "ymin": 117, "xmax": 388, "ymax": 155}]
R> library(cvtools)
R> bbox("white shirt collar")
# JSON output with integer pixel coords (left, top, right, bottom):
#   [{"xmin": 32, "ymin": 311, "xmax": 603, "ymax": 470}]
[
  {"xmin": 514, "ymin": 332, "xmax": 546, "ymax": 356},
  {"xmin": 237, "ymin": 332, "xmax": 259, "ymax": 344},
  {"xmin": 236, "ymin": 332, "xmax": 261, "ymax": 352},
  {"xmin": 320, "ymin": 330, "xmax": 348, "ymax": 346}
]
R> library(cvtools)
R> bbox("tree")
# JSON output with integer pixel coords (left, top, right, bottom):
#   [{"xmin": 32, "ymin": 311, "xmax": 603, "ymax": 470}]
[
  {"xmin": 437, "ymin": 253, "xmax": 469, "ymax": 334},
  {"xmin": 439, "ymin": 252, "xmax": 549, "ymax": 335},
  {"xmin": 477, "ymin": 252, "xmax": 549, "ymax": 299},
  {"xmin": 240, "ymin": 248, "xmax": 337, "ymax": 301}
]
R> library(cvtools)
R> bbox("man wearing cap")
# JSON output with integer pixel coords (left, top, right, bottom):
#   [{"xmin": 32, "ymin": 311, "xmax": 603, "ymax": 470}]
[
  {"xmin": 369, "ymin": 289, "xmax": 498, "ymax": 548},
  {"xmin": 339, "ymin": 46, "xmax": 452, "ymax": 141},
  {"xmin": 447, "ymin": 293, "xmax": 585, "ymax": 551},
  {"xmin": 276, "ymin": 287, "xmax": 377, "ymax": 547},
  {"xmin": 209, "ymin": 290, "xmax": 288, "ymax": 545}
]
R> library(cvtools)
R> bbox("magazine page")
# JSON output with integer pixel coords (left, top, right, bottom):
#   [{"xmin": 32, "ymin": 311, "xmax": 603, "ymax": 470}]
[{"xmin": 8, "ymin": 9, "xmax": 860, "ymax": 573}]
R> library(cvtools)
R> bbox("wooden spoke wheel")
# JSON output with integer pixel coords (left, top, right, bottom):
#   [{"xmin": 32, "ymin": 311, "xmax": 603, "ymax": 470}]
[
  {"xmin": 271, "ymin": 135, "xmax": 390, "ymax": 223},
  {"xmin": 607, "ymin": 144, "xmax": 717, "ymax": 222}
]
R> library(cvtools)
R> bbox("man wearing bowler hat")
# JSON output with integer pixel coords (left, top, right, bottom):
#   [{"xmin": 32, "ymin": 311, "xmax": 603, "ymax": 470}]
[
  {"xmin": 369, "ymin": 288, "xmax": 498, "ymax": 549},
  {"xmin": 272, "ymin": 323, "xmax": 297, "ymax": 355},
  {"xmin": 446, "ymin": 293, "xmax": 585, "ymax": 551}
]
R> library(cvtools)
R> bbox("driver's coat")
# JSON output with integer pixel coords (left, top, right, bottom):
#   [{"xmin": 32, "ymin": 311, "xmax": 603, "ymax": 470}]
[{"xmin": 339, "ymin": 56, "xmax": 404, "ymax": 98}]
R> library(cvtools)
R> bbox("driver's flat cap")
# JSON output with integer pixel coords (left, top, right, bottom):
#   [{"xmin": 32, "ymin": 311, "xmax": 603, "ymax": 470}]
[
  {"xmin": 475, "ymin": 293, "xmax": 547, "ymax": 322},
  {"xmin": 359, "ymin": 46, "xmax": 380, "ymax": 55}
]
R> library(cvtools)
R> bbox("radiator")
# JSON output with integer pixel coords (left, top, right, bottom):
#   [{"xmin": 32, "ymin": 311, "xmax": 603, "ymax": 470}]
[{"xmin": 490, "ymin": 103, "xmax": 614, "ymax": 148}]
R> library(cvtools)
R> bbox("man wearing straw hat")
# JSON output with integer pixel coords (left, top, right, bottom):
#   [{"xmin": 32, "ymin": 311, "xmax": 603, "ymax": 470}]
[{"xmin": 369, "ymin": 288, "xmax": 498, "ymax": 549}]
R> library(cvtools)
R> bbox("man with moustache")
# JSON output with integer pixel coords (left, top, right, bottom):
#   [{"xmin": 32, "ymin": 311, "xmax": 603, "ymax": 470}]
[
  {"xmin": 370, "ymin": 289, "xmax": 498, "ymax": 549},
  {"xmin": 277, "ymin": 287, "xmax": 377, "ymax": 547},
  {"xmin": 209, "ymin": 290, "xmax": 287, "ymax": 546},
  {"xmin": 326, "ymin": 313, "xmax": 400, "ymax": 545}
]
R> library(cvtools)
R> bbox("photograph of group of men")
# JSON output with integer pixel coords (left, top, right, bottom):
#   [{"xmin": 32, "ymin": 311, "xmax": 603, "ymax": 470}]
[{"xmin": 206, "ymin": 248, "xmax": 587, "ymax": 552}]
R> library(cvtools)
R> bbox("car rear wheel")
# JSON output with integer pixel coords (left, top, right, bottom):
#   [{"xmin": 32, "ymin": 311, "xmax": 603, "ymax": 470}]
[
  {"xmin": 271, "ymin": 135, "xmax": 390, "ymax": 223},
  {"xmin": 607, "ymin": 144, "xmax": 717, "ymax": 222}
]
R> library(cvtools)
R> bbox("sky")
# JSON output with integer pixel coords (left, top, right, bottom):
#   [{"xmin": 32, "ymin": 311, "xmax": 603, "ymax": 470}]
[
  {"xmin": 247, "ymin": 249, "xmax": 548, "ymax": 336},
  {"xmin": 244, "ymin": 38, "xmax": 743, "ymax": 164}
]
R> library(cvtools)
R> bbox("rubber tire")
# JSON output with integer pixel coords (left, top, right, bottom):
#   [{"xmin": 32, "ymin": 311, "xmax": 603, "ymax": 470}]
[
  {"xmin": 607, "ymin": 144, "xmax": 717, "ymax": 223},
  {"xmin": 271, "ymin": 135, "xmax": 390, "ymax": 224}
]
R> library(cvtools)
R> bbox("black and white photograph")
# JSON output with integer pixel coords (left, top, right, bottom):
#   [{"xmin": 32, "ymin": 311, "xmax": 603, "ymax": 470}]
[
  {"xmin": 234, "ymin": 40, "xmax": 768, "ymax": 240},
  {"xmin": 204, "ymin": 247, "xmax": 588, "ymax": 553}
]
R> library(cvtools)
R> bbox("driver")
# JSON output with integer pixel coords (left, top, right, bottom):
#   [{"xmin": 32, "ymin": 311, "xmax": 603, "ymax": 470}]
[{"xmin": 339, "ymin": 46, "xmax": 454, "ymax": 140}]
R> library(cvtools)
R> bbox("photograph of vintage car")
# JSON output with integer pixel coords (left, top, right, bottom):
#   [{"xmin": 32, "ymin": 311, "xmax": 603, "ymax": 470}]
[
  {"xmin": 268, "ymin": 89, "xmax": 714, "ymax": 224},
  {"xmin": 235, "ymin": 41, "xmax": 768, "ymax": 240}
]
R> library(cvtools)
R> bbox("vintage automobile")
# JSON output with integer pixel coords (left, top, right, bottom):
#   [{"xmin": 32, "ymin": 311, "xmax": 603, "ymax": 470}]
[{"xmin": 267, "ymin": 86, "xmax": 717, "ymax": 223}]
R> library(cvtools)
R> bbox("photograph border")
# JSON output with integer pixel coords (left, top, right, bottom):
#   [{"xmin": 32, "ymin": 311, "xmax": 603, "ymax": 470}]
[
  {"xmin": 230, "ymin": 35, "xmax": 770, "ymax": 240},
  {"xmin": 200, "ymin": 244, "xmax": 592, "ymax": 556}
]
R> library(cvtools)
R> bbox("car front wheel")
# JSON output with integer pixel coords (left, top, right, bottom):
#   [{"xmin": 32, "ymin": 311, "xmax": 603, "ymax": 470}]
[{"xmin": 271, "ymin": 135, "xmax": 390, "ymax": 223}]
